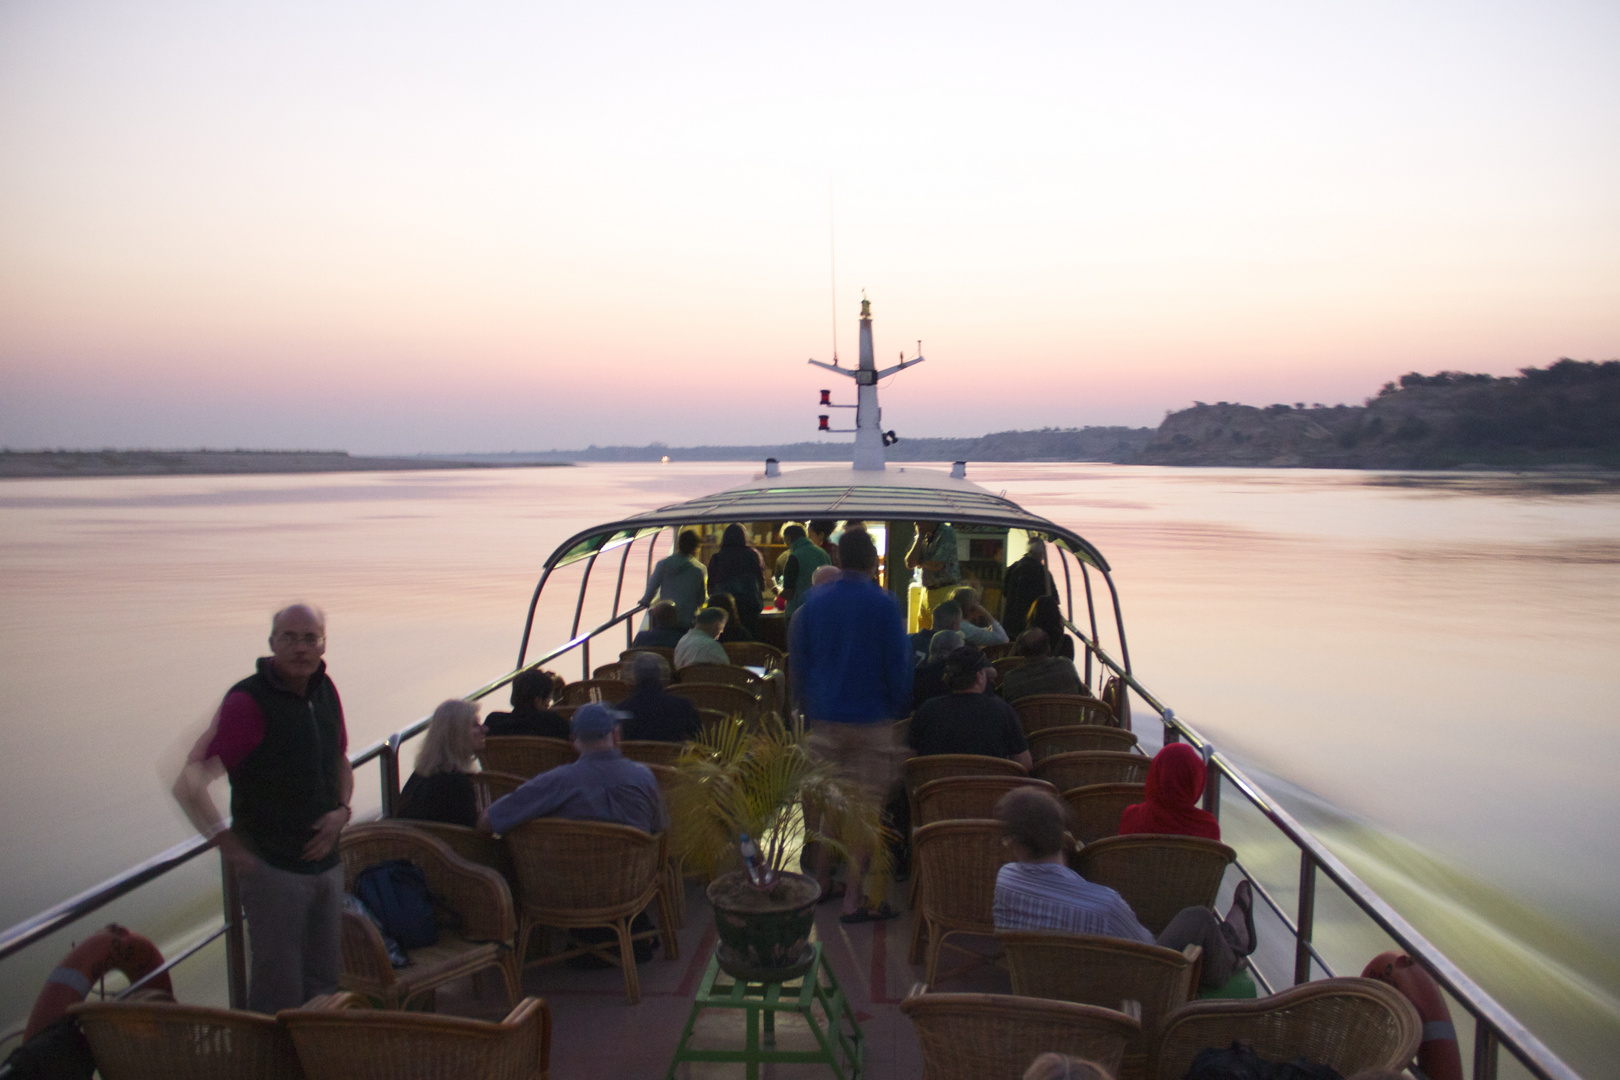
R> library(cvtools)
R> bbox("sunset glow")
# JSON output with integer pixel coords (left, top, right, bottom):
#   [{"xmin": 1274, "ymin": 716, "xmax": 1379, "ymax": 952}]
[{"xmin": 2, "ymin": 1, "xmax": 1617, "ymax": 452}]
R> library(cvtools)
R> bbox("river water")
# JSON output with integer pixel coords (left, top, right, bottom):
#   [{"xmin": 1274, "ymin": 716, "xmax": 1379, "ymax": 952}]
[{"xmin": 1, "ymin": 462, "xmax": 1617, "ymax": 1072}]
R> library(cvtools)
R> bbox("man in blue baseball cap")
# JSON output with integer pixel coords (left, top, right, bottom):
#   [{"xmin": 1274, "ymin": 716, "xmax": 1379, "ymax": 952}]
[{"xmin": 479, "ymin": 702, "xmax": 667, "ymax": 836}]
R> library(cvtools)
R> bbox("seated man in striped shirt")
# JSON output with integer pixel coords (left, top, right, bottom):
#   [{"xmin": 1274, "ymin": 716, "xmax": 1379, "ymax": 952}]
[{"xmin": 991, "ymin": 787, "xmax": 1256, "ymax": 990}]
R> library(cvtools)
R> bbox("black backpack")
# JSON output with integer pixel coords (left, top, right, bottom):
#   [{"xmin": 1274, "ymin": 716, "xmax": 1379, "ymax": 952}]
[
  {"xmin": 2, "ymin": 1016, "xmax": 95, "ymax": 1080},
  {"xmin": 354, "ymin": 860, "xmax": 442, "ymax": 950},
  {"xmin": 1183, "ymin": 1042, "xmax": 1344, "ymax": 1080}
]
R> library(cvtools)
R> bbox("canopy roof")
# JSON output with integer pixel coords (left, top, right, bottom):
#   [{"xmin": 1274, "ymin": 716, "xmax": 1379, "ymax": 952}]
[{"xmin": 542, "ymin": 465, "xmax": 1111, "ymax": 572}]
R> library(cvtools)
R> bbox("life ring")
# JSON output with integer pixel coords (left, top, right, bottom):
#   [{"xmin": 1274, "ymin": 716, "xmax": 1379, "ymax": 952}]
[
  {"xmin": 24, "ymin": 924, "xmax": 171, "ymax": 1041},
  {"xmin": 1362, "ymin": 950, "xmax": 1463, "ymax": 1080}
]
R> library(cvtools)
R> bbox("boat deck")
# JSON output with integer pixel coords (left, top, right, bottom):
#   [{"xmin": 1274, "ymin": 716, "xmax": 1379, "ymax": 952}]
[{"xmin": 439, "ymin": 881, "xmax": 1013, "ymax": 1079}]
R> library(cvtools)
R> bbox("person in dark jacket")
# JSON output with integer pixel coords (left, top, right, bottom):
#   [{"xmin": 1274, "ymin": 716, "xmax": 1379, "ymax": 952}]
[
  {"xmin": 998, "ymin": 629, "xmax": 1086, "ymax": 703},
  {"xmin": 911, "ymin": 629, "xmax": 965, "ymax": 712},
  {"xmin": 619, "ymin": 653, "xmax": 704, "ymax": 742},
  {"xmin": 484, "ymin": 668, "xmax": 571, "ymax": 739},
  {"xmin": 706, "ymin": 524, "xmax": 767, "ymax": 635},
  {"xmin": 906, "ymin": 647, "xmax": 1031, "ymax": 769},
  {"xmin": 631, "ymin": 601, "xmax": 686, "ymax": 649},
  {"xmin": 706, "ymin": 591, "xmax": 754, "ymax": 643},
  {"xmin": 1027, "ymin": 594, "xmax": 1076, "ymax": 660},
  {"xmin": 396, "ymin": 699, "xmax": 486, "ymax": 827},
  {"xmin": 1001, "ymin": 538, "xmax": 1057, "ymax": 637}
]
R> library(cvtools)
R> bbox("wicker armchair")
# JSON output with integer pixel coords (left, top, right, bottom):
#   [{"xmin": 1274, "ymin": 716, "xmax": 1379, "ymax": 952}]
[
  {"xmin": 914, "ymin": 775, "xmax": 1058, "ymax": 828},
  {"xmin": 905, "ymin": 754, "xmax": 1028, "ymax": 801},
  {"xmin": 1000, "ymin": 931, "xmax": 1202, "ymax": 1080},
  {"xmin": 472, "ymin": 770, "xmax": 528, "ymax": 808},
  {"xmin": 900, "ymin": 991, "xmax": 1141, "ymax": 1080},
  {"xmin": 557, "ymin": 679, "xmax": 632, "ymax": 707},
  {"xmin": 673, "ymin": 662, "xmax": 760, "ymax": 690},
  {"xmin": 1013, "ymin": 694, "xmax": 1115, "ymax": 736},
  {"xmin": 645, "ymin": 762, "xmax": 687, "ymax": 926},
  {"xmin": 1070, "ymin": 834, "xmax": 1236, "ymax": 936},
  {"xmin": 621, "ymin": 647, "xmax": 676, "ymax": 666},
  {"xmin": 1028, "ymin": 724, "xmax": 1138, "ymax": 760},
  {"xmin": 620, "ymin": 739, "xmax": 684, "ymax": 766},
  {"xmin": 910, "ymin": 819, "xmax": 1014, "ymax": 985},
  {"xmin": 70, "ymin": 1000, "xmax": 304, "ymax": 1080},
  {"xmin": 592, "ymin": 660, "xmax": 632, "ymax": 682},
  {"xmin": 667, "ymin": 682, "xmax": 761, "ymax": 723},
  {"xmin": 721, "ymin": 641, "xmax": 785, "ymax": 670},
  {"xmin": 1153, "ymin": 977, "xmax": 1422, "ymax": 1080},
  {"xmin": 477, "ymin": 737, "xmax": 576, "ymax": 779},
  {"xmin": 337, "ymin": 823, "xmax": 519, "ymax": 1008},
  {"xmin": 1062, "ymin": 783, "xmax": 1148, "ymax": 845},
  {"xmin": 395, "ymin": 821, "xmax": 516, "ymax": 898},
  {"xmin": 503, "ymin": 819, "xmax": 678, "ymax": 1004},
  {"xmin": 1035, "ymin": 750, "xmax": 1150, "ymax": 792},
  {"xmin": 280, "ymin": 992, "xmax": 551, "ymax": 1080}
]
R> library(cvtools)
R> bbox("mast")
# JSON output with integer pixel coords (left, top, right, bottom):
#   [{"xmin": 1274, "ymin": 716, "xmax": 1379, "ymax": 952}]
[{"xmin": 809, "ymin": 294, "xmax": 923, "ymax": 472}]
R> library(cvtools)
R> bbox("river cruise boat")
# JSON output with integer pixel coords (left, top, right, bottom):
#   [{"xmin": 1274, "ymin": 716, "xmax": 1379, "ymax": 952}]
[{"xmin": 0, "ymin": 302, "xmax": 1581, "ymax": 1080}]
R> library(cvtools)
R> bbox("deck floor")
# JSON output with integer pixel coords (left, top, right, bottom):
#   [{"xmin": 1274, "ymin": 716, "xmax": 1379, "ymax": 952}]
[{"xmin": 438, "ymin": 878, "xmax": 1016, "ymax": 1079}]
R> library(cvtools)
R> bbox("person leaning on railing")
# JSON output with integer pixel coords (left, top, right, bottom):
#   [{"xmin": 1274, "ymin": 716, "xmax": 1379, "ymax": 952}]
[
  {"xmin": 993, "ymin": 788, "xmax": 1255, "ymax": 991},
  {"xmin": 171, "ymin": 603, "xmax": 353, "ymax": 1015}
]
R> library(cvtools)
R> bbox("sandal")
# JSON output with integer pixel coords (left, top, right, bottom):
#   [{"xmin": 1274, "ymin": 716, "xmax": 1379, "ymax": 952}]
[
  {"xmin": 839, "ymin": 904, "xmax": 899, "ymax": 925},
  {"xmin": 817, "ymin": 882, "xmax": 847, "ymax": 905},
  {"xmin": 1224, "ymin": 880, "xmax": 1257, "ymax": 957}
]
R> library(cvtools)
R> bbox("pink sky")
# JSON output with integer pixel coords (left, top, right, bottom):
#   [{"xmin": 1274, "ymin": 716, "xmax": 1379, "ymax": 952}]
[{"xmin": 2, "ymin": 1, "xmax": 1618, "ymax": 453}]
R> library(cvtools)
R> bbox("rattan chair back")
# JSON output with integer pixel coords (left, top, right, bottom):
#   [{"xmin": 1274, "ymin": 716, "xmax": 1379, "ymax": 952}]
[
  {"xmin": 1062, "ymin": 783, "xmax": 1147, "ymax": 845},
  {"xmin": 557, "ymin": 679, "xmax": 632, "ymax": 707},
  {"xmin": 1028, "ymin": 724, "xmax": 1139, "ymax": 760},
  {"xmin": 620, "ymin": 739, "xmax": 683, "ymax": 766},
  {"xmin": 904, "ymin": 754, "xmax": 1028, "ymax": 799},
  {"xmin": 1153, "ymin": 977, "xmax": 1423, "ymax": 1080},
  {"xmin": 1035, "ymin": 751, "xmax": 1149, "ymax": 792},
  {"xmin": 1000, "ymin": 930, "xmax": 1201, "ymax": 1079},
  {"xmin": 991, "ymin": 655, "xmax": 1029, "ymax": 678},
  {"xmin": 911, "ymin": 819, "xmax": 1014, "ymax": 986},
  {"xmin": 397, "ymin": 821, "xmax": 515, "ymax": 890},
  {"xmin": 1070, "ymin": 834, "xmax": 1236, "ymax": 936},
  {"xmin": 899, "ymin": 991, "xmax": 1140, "ymax": 1080},
  {"xmin": 279, "ymin": 993, "xmax": 551, "ymax": 1080},
  {"xmin": 722, "ymin": 641, "xmax": 786, "ymax": 670},
  {"xmin": 667, "ymin": 682, "xmax": 761, "ymax": 722},
  {"xmin": 914, "ymin": 775, "xmax": 1057, "ymax": 828},
  {"xmin": 621, "ymin": 646, "xmax": 676, "ymax": 666},
  {"xmin": 71, "ymin": 1000, "xmax": 304, "ymax": 1080},
  {"xmin": 1013, "ymin": 694, "xmax": 1116, "ymax": 735},
  {"xmin": 674, "ymin": 662, "xmax": 763, "ymax": 692},
  {"xmin": 477, "ymin": 736, "xmax": 576, "ymax": 779},
  {"xmin": 592, "ymin": 660, "xmax": 632, "ymax": 683}
]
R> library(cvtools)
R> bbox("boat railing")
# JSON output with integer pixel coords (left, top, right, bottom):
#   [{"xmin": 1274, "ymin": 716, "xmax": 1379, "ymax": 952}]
[{"xmin": 1066, "ymin": 620, "xmax": 1578, "ymax": 1080}]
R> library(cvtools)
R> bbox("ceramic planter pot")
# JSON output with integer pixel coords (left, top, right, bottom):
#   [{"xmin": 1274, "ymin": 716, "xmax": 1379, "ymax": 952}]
[{"xmin": 706, "ymin": 870, "xmax": 821, "ymax": 982}]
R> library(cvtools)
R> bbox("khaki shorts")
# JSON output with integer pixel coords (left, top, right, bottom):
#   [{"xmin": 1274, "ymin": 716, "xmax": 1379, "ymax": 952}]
[{"xmin": 805, "ymin": 719, "xmax": 901, "ymax": 798}]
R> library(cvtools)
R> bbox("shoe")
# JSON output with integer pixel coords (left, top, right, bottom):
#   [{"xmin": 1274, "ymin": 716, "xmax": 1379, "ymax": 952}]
[
  {"xmin": 817, "ymin": 882, "xmax": 848, "ymax": 905},
  {"xmin": 839, "ymin": 904, "xmax": 899, "ymax": 925},
  {"xmin": 1223, "ymin": 880, "xmax": 1257, "ymax": 957}
]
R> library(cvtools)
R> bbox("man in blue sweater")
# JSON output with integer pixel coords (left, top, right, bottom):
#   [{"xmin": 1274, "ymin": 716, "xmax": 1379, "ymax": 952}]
[{"xmin": 789, "ymin": 528, "xmax": 912, "ymax": 922}]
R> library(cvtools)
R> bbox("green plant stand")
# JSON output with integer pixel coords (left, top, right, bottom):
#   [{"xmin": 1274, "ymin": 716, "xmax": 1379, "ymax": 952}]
[{"xmin": 666, "ymin": 943, "xmax": 863, "ymax": 1079}]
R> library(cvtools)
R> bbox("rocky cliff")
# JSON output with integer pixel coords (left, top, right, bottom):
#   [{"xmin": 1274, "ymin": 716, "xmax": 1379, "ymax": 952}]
[{"xmin": 1136, "ymin": 359, "xmax": 1620, "ymax": 468}]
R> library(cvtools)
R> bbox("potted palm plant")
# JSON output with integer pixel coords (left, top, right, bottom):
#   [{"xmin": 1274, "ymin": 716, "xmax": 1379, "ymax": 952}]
[{"xmin": 670, "ymin": 714, "xmax": 891, "ymax": 982}]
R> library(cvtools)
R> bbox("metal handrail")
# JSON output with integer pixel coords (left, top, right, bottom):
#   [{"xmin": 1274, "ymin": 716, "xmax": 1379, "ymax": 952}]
[{"xmin": 1068, "ymin": 621, "xmax": 1581, "ymax": 1080}]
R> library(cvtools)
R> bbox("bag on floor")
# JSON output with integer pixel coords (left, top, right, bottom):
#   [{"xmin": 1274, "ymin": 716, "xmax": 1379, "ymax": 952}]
[{"xmin": 354, "ymin": 860, "xmax": 440, "ymax": 950}]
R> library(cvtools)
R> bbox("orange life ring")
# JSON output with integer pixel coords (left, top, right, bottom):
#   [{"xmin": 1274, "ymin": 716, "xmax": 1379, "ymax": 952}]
[
  {"xmin": 1362, "ymin": 950, "xmax": 1463, "ymax": 1080},
  {"xmin": 24, "ymin": 924, "xmax": 171, "ymax": 1041}
]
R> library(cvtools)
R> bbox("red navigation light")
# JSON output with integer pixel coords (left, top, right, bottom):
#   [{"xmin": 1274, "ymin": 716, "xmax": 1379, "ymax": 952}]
[
  {"xmin": 819, "ymin": 389, "xmax": 831, "ymax": 406},
  {"xmin": 818, "ymin": 415, "xmax": 830, "ymax": 431}
]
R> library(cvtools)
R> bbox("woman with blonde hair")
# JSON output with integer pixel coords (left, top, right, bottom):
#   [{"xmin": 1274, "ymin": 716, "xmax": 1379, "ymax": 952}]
[
  {"xmin": 1023, "ymin": 1054, "xmax": 1114, "ymax": 1080},
  {"xmin": 395, "ymin": 699, "xmax": 484, "ymax": 828}
]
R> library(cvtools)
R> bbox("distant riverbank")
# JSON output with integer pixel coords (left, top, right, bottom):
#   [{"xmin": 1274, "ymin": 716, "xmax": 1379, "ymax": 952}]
[{"xmin": 0, "ymin": 450, "xmax": 570, "ymax": 479}]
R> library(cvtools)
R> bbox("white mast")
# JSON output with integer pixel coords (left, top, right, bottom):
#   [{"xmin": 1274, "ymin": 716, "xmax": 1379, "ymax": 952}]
[{"xmin": 809, "ymin": 294, "xmax": 923, "ymax": 471}]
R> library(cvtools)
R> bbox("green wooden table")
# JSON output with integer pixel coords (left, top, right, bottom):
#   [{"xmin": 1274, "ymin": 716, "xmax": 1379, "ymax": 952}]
[{"xmin": 666, "ymin": 943, "xmax": 863, "ymax": 1079}]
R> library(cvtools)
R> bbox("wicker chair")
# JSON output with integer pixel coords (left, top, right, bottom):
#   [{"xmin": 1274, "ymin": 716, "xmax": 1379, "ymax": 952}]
[
  {"xmin": 674, "ymin": 661, "xmax": 761, "ymax": 690},
  {"xmin": 621, "ymin": 647, "xmax": 676, "ymax": 666},
  {"xmin": 70, "ymin": 1000, "xmax": 305, "ymax": 1080},
  {"xmin": 337, "ymin": 823, "xmax": 519, "ymax": 1008},
  {"xmin": 557, "ymin": 678, "xmax": 632, "ymax": 707},
  {"xmin": 592, "ymin": 660, "xmax": 632, "ymax": 682},
  {"xmin": 1000, "ymin": 931, "xmax": 1202, "ymax": 1080},
  {"xmin": 1028, "ymin": 724, "xmax": 1139, "ymax": 760},
  {"xmin": 1035, "ymin": 750, "xmax": 1149, "ymax": 792},
  {"xmin": 471, "ymin": 770, "xmax": 528, "ymax": 808},
  {"xmin": 644, "ymin": 762, "xmax": 687, "ymax": 926},
  {"xmin": 722, "ymin": 641, "xmax": 785, "ymax": 670},
  {"xmin": 667, "ymin": 682, "xmax": 761, "ymax": 723},
  {"xmin": 503, "ymin": 819, "xmax": 678, "ymax": 1004},
  {"xmin": 905, "ymin": 753, "xmax": 1028, "ymax": 800},
  {"xmin": 477, "ymin": 737, "xmax": 576, "ymax": 779},
  {"xmin": 991, "ymin": 655, "xmax": 1029, "ymax": 678},
  {"xmin": 280, "ymin": 992, "xmax": 551, "ymax": 1080},
  {"xmin": 620, "ymin": 739, "xmax": 684, "ymax": 766},
  {"xmin": 1153, "ymin": 977, "xmax": 1423, "ymax": 1080},
  {"xmin": 914, "ymin": 775, "xmax": 1058, "ymax": 828},
  {"xmin": 393, "ymin": 821, "xmax": 516, "ymax": 899},
  {"xmin": 1063, "ymin": 783, "xmax": 1148, "ymax": 845},
  {"xmin": 900, "ymin": 991, "xmax": 1141, "ymax": 1080},
  {"xmin": 1070, "ymin": 834, "xmax": 1236, "ymax": 936},
  {"xmin": 910, "ymin": 819, "xmax": 1014, "ymax": 985},
  {"xmin": 1013, "ymin": 694, "xmax": 1116, "ymax": 736}
]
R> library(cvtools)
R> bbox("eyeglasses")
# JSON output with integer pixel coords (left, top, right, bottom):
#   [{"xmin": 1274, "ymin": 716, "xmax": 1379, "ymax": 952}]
[{"xmin": 273, "ymin": 632, "xmax": 325, "ymax": 648}]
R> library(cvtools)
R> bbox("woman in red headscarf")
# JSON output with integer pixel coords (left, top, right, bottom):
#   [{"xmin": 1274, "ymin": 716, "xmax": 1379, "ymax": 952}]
[{"xmin": 1118, "ymin": 742, "xmax": 1221, "ymax": 840}]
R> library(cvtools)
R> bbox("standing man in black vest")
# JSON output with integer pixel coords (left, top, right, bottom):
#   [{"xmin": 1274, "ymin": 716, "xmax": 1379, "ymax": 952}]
[{"xmin": 173, "ymin": 604, "xmax": 353, "ymax": 1013}]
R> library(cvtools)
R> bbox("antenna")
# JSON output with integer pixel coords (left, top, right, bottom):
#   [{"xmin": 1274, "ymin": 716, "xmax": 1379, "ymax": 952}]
[{"xmin": 828, "ymin": 174, "xmax": 839, "ymax": 365}]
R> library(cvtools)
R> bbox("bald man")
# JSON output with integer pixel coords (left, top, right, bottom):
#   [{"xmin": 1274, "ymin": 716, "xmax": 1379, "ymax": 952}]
[{"xmin": 173, "ymin": 604, "xmax": 353, "ymax": 1013}]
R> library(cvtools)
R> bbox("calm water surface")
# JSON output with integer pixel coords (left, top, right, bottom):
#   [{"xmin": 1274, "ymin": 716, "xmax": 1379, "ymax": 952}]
[{"xmin": 2, "ymin": 462, "xmax": 1617, "ymax": 1071}]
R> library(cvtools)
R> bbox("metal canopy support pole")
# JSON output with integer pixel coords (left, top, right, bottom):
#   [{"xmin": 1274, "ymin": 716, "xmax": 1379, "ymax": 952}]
[
  {"xmin": 516, "ymin": 566, "xmax": 556, "ymax": 670},
  {"xmin": 1295, "ymin": 850, "xmax": 1317, "ymax": 986},
  {"xmin": 1079, "ymin": 562, "xmax": 1099, "ymax": 690},
  {"xmin": 221, "ymin": 852, "xmax": 247, "ymax": 1010},
  {"xmin": 1474, "ymin": 1023, "xmax": 1500, "ymax": 1080},
  {"xmin": 571, "ymin": 552, "xmax": 600, "ymax": 681},
  {"xmin": 1100, "ymin": 569, "xmax": 1132, "ymax": 675},
  {"xmin": 1201, "ymin": 743, "xmax": 1220, "ymax": 820},
  {"xmin": 1058, "ymin": 546, "xmax": 1074, "ymax": 625},
  {"xmin": 380, "ymin": 734, "xmax": 401, "ymax": 817}
]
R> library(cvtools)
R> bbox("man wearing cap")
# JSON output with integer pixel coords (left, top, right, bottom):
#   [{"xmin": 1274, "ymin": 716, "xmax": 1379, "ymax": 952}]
[
  {"xmin": 478, "ymin": 702, "xmax": 667, "ymax": 836},
  {"xmin": 906, "ymin": 646, "xmax": 1032, "ymax": 769}
]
